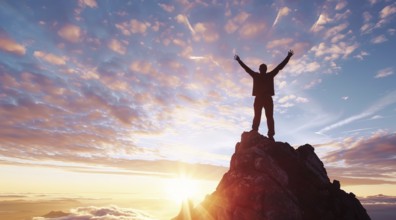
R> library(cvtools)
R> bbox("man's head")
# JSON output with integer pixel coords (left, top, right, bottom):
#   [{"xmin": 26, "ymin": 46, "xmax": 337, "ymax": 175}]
[{"xmin": 259, "ymin": 63, "xmax": 267, "ymax": 74}]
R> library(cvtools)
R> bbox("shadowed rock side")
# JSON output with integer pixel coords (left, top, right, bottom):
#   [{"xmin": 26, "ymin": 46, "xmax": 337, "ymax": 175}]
[{"xmin": 173, "ymin": 131, "xmax": 371, "ymax": 220}]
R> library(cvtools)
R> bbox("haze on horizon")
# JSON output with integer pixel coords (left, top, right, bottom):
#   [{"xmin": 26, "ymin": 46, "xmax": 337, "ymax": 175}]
[{"xmin": 0, "ymin": 0, "xmax": 395, "ymax": 219}]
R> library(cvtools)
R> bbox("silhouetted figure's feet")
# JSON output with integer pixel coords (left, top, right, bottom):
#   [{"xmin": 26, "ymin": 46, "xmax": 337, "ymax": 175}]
[
  {"xmin": 268, "ymin": 135, "xmax": 275, "ymax": 142},
  {"xmin": 250, "ymin": 129, "xmax": 259, "ymax": 134}
]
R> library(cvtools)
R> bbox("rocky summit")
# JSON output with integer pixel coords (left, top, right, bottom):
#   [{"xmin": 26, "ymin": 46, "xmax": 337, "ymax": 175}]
[{"xmin": 173, "ymin": 131, "xmax": 371, "ymax": 220}]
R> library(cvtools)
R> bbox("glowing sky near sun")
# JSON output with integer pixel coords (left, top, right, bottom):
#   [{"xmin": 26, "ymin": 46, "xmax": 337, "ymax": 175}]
[{"xmin": 0, "ymin": 0, "xmax": 396, "ymax": 219}]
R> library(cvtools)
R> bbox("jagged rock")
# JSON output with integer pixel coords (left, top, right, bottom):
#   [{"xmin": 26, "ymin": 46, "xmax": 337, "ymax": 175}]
[{"xmin": 173, "ymin": 131, "xmax": 371, "ymax": 220}]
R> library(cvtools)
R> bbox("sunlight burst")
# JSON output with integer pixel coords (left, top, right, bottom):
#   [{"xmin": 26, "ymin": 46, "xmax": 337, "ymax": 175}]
[{"xmin": 165, "ymin": 176, "xmax": 199, "ymax": 203}]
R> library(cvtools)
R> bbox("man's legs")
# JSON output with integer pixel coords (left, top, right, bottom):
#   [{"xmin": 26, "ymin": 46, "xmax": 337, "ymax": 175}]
[
  {"xmin": 252, "ymin": 97, "xmax": 264, "ymax": 131},
  {"xmin": 263, "ymin": 96, "xmax": 275, "ymax": 140}
]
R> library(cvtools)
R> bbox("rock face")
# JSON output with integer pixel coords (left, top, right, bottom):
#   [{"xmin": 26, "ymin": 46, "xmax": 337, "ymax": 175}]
[{"xmin": 174, "ymin": 131, "xmax": 371, "ymax": 220}]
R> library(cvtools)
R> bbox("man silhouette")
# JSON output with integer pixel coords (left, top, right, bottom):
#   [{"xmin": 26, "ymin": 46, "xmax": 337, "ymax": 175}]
[{"xmin": 234, "ymin": 50, "xmax": 294, "ymax": 141}]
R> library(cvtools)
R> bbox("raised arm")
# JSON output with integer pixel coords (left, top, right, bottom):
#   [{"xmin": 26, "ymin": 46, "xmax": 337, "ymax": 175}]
[
  {"xmin": 234, "ymin": 54, "xmax": 256, "ymax": 77},
  {"xmin": 271, "ymin": 50, "xmax": 294, "ymax": 76}
]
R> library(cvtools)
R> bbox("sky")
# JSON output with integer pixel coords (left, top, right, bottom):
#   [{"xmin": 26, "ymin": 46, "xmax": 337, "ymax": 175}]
[{"xmin": 0, "ymin": 0, "xmax": 396, "ymax": 219}]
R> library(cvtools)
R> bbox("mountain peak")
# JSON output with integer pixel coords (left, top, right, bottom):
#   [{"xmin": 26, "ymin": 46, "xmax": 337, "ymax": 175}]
[{"xmin": 174, "ymin": 131, "xmax": 371, "ymax": 220}]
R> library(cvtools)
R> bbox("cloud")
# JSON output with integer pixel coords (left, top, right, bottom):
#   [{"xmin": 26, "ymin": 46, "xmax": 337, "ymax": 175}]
[
  {"xmin": 277, "ymin": 94, "xmax": 309, "ymax": 108},
  {"xmin": 78, "ymin": 0, "xmax": 97, "ymax": 8},
  {"xmin": 0, "ymin": 35, "xmax": 26, "ymax": 55},
  {"xmin": 239, "ymin": 21, "xmax": 266, "ymax": 38},
  {"xmin": 108, "ymin": 39, "xmax": 127, "ymax": 54},
  {"xmin": 33, "ymin": 205, "xmax": 154, "ymax": 220},
  {"xmin": 324, "ymin": 133, "xmax": 396, "ymax": 179},
  {"xmin": 317, "ymin": 90, "xmax": 396, "ymax": 134},
  {"xmin": 116, "ymin": 19, "xmax": 150, "ymax": 36},
  {"xmin": 225, "ymin": 20, "xmax": 239, "ymax": 33},
  {"xmin": 267, "ymin": 38, "xmax": 293, "ymax": 49},
  {"xmin": 310, "ymin": 13, "xmax": 332, "ymax": 32},
  {"xmin": 375, "ymin": 3, "xmax": 396, "ymax": 28},
  {"xmin": 375, "ymin": 67, "xmax": 393, "ymax": 78},
  {"xmin": 175, "ymin": 14, "xmax": 195, "ymax": 34},
  {"xmin": 130, "ymin": 19, "xmax": 149, "ymax": 34},
  {"xmin": 361, "ymin": 195, "xmax": 396, "ymax": 205},
  {"xmin": 33, "ymin": 50, "xmax": 67, "ymax": 65},
  {"xmin": 158, "ymin": 3, "xmax": 174, "ymax": 13},
  {"xmin": 58, "ymin": 24, "xmax": 82, "ymax": 43},
  {"xmin": 371, "ymin": 35, "xmax": 388, "ymax": 44},
  {"xmin": 360, "ymin": 22, "xmax": 374, "ymax": 34},
  {"xmin": 304, "ymin": 78, "xmax": 322, "ymax": 89},
  {"xmin": 368, "ymin": 0, "xmax": 379, "ymax": 5},
  {"xmin": 288, "ymin": 57, "xmax": 321, "ymax": 75},
  {"xmin": 363, "ymin": 11, "xmax": 373, "ymax": 23},
  {"xmin": 323, "ymin": 22, "xmax": 349, "ymax": 39},
  {"xmin": 379, "ymin": 3, "xmax": 396, "ymax": 19},
  {"xmin": 335, "ymin": 1, "xmax": 347, "ymax": 11},
  {"xmin": 129, "ymin": 60, "xmax": 155, "ymax": 74},
  {"xmin": 224, "ymin": 11, "xmax": 250, "ymax": 33},
  {"xmin": 272, "ymin": 7, "xmax": 291, "ymax": 27},
  {"xmin": 354, "ymin": 51, "xmax": 369, "ymax": 60},
  {"xmin": 310, "ymin": 41, "xmax": 358, "ymax": 60},
  {"xmin": 193, "ymin": 22, "xmax": 219, "ymax": 42}
]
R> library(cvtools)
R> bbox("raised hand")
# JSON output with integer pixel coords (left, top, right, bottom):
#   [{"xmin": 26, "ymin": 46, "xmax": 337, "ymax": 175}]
[
  {"xmin": 288, "ymin": 50, "xmax": 294, "ymax": 56},
  {"xmin": 234, "ymin": 54, "xmax": 240, "ymax": 61}
]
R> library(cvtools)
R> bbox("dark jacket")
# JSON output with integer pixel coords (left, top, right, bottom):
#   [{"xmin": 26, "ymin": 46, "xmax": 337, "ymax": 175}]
[{"xmin": 237, "ymin": 54, "xmax": 292, "ymax": 96}]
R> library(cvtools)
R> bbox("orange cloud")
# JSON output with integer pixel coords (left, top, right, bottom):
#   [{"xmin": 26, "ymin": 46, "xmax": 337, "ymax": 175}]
[
  {"xmin": 79, "ymin": 0, "xmax": 97, "ymax": 8},
  {"xmin": 58, "ymin": 24, "xmax": 82, "ymax": 43},
  {"xmin": 239, "ymin": 22, "xmax": 266, "ymax": 39},
  {"xmin": 310, "ymin": 13, "xmax": 332, "ymax": 32},
  {"xmin": 224, "ymin": 11, "xmax": 250, "ymax": 33},
  {"xmin": 193, "ymin": 22, "xmax": 219, "ymax": 42},
  {"xmin": 33, "ymin": 50, "xmax": 67, "ymax": 65},
  {"xmin": 129, "ymin": 60, "xmax": 155, "ymax": 74},
  {"xmin": 108, "ymin": 39, "xmax": 126, "ymax": 54},
  {"xmin": 267, "ymin": 38, "xmax": 293, "ymax": 49},
  {"xmin": 116, "ymin": 19, "xmax": 150, "ymax": 35},
  {"xmin": 0, "ymin": 36, "xmax": 26, "ymax": 55}
]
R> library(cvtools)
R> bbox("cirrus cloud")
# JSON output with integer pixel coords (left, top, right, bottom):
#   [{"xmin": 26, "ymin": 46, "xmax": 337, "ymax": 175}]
[{"xmin": 375, "ymin": 67, "xmax": 393, "ymax": 78}]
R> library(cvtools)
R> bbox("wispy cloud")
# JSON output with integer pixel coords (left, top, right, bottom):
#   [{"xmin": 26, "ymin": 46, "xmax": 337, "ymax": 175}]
[
  {"xmin": 158, "ymin": 3, "xmax": 174, "ymax": 13},
  {"xmin": 318, "ymin": 90, "xmax": 396, "ymax": 134},
  {"xmin": 273, "ymin": 7, "xmax": 291, "ymax": 27},
  {"xmin": 304, "ymin": 78, "xmax": 322, "ymax": 89},
  {"xmin": 371, "ymin": 35, "xmax": 388, "ymax": 44},
  {"xmin": 34, "ymin": 51, "xmax": 67, "ymax": 65},
  {"xmin": 175, "ymin": 14, "xmax": 195, "ymax": 35},
  {"xmin": 375, "ymin": 67, "xmax": 393, "ymax": 78},
  {"xmin": 311, "ymin": 13, "xmax": 332, "ymax": 32}
]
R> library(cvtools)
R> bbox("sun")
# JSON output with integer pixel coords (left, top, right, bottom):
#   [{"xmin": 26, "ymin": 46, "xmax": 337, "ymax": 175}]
[{"xmin": 165, "ymin": 176, "xmax": 199, "ymax": 203}]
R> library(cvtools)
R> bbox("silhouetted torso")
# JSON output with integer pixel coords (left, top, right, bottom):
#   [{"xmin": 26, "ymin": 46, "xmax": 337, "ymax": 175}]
[{"xmin": 251, "ymin": 72, "xmax": 276, "ymax": 97}]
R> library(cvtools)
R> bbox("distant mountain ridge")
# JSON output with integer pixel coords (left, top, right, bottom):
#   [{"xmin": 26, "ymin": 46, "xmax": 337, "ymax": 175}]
[{"xmin": 173, "ymin": 131, "xmax": 371, "ymax": 220}]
